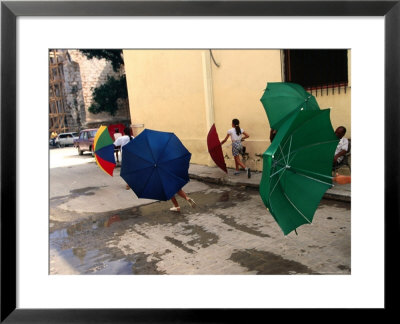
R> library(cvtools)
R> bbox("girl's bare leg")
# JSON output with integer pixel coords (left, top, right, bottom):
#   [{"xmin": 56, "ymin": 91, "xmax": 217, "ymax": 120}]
[
  {"xmin": 234, "ymin": 156, "xmax": 246, "ymax": 170},
  {"xmin": 176, "ymin": 189, "xmax": 188, "ymax": 200},
  {"xmin": 177, "ymin": 189, "xmax": 197, "ymax": 208},
  {"xmin": 171, "ymin": 196, "xmax": 179, "ymax": 208},
  {"xmin": 234, "ymin": 158, "xmax": 239, "ymax": 171}
]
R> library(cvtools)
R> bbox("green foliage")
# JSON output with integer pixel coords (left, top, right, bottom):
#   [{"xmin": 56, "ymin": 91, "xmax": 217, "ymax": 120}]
[
  {"xmin": 79, "ymin": 49, "xmax": 124, "ymax": 72},
  {"xmin": 88, "ymin": 75, "xmax": 128, "ymax": 116},
  {"xmin": 78, "ymin": 49, "xmax": 128, "ymax": 116}
]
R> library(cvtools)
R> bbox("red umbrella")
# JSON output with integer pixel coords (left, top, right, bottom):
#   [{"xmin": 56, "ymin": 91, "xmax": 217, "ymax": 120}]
[
  {"xmin": 207, "ymin": 124, "xmax": 227, "ymax": 173},
  {"xmin": 108, "ymin": 123, "xmax": 129, "ymax": 140}
]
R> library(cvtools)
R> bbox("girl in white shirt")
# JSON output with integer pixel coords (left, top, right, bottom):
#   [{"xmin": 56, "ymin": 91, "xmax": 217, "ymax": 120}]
[
  {"xmin": 114, "ymin": 127, "xmax": 134, "ymax": 189},
  {"xmin": 220, "ymin": 118, "xmax": 251, "ymax": 178}
]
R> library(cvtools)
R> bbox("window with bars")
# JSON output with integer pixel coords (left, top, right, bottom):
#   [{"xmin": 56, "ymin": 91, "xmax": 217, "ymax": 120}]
[{"xmin": 284, "ymin": 49, "xmax": 349, "ymax": 95}]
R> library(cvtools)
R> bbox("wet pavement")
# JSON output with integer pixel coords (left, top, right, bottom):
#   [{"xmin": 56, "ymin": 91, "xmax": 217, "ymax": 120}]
[{"xmin": 50, "ymin": 147, "xmax": 351, "ymax": 275}]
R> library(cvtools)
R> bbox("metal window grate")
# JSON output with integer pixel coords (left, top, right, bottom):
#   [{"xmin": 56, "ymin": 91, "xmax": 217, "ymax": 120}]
[{"xmin": 284, "ymin": 49, "xmax": 349, "ymax": 96}]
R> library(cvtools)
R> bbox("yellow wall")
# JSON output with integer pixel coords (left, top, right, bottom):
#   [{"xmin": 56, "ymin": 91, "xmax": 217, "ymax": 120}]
[
  {"xmin": 123, "ymin": 50, "xmax": 209, "ymax": 164},
  {"xmin": 210, "ymin": 50, "xmax": 282, "ymax": 170},
  {"xmin": 314, "ymin": 88, "xmax": 351, "ymax": 138},
  {"xmin": 123, "ymin": 49, "xmax": 351, "ymax": 171}
]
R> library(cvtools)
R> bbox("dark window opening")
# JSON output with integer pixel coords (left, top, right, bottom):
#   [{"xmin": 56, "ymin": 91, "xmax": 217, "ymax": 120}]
[{"xmin": 284, "ymin": 49, "xmax": 349, "ymax": 95}]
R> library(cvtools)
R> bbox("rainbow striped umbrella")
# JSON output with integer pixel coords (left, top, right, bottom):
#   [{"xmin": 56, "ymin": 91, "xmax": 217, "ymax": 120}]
[{"xmin": 93, "ymin": 125, "xmax": 116, "ymax": 176}]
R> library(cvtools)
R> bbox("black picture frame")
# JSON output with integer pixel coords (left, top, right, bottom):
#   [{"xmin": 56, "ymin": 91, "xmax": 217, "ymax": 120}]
[{"xmin": 1, "ymin": 0, "xmax": 398, "ymax": 322}]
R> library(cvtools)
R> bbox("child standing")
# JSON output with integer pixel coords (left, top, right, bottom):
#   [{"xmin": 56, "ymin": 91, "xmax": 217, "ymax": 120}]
[
  {"xmin": 220, "ymin": 118, "xmax": 251, "ymax": 178},
  {"xmin": 113, "ymin": 128, "xmax": 122, "ymax": 163},
  {"xmin": 114, "ymin": 127, "xmax": 134, "ymax": 189}
]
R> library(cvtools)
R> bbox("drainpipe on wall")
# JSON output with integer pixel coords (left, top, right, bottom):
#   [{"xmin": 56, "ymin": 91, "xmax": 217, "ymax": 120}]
[
  {"xmin": 202, "ymin": 50, "xmax": 216, "ymax": 167},
  {"xmin": 202, "ymin": 50, "xmax": 215, "ymax": 133},
  {"xmin": 280, "ymin": 49, "xmax": 286, "ymax": 81}
]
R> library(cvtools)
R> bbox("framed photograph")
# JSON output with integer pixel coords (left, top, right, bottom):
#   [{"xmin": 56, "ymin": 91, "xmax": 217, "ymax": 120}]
[{"xmin": 2, "ymin": 0, "xmax": 398, "ymax": 322}]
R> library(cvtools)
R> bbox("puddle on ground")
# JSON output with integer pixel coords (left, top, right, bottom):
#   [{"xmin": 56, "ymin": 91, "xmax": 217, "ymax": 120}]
[
  {"xmin": 229, "ymin": 249, "xmax": 316, "ymax": 274},
  {"xmin": 183, "ymin": 224, "xmax": 219, "ymax": 248},
  {"xmin": 164, "ymin": 236, "xmax": 196, "ymax": 254},
  {"xmin": 215, "ymin": 213, "xmax": 270, "ymax": 238},
  {"xmin": 69, "ymin": 187, "xmax": 100, "ymax": 196},
  {"xmin": 337, "ymin": 264, "xmax": 351, "ymax": 271},
  {"xmin": 50, "ymin": 186, "xmax": 104, "ymax": 206},
  {"xmin": 50, "ymin": 186, "xmax": 256, "ymax": 239},
  {"xmin": 52, "ymin": 247, "xmax": 164, "ymax": 274},
  {"xmin": 50, "ymin": 185, "xmax": 256, "ymax": 275},
  {"xmin": 50, "ymin": 184, "xmax": 350, "ymax": 275},
  {"xmin": 50, "ymin": 228, "xmax": 68, "ymax": 240}
]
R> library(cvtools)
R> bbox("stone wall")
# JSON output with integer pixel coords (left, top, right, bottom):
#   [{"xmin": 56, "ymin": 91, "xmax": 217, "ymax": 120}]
[
  {"xmin": 68, "ymin": 50, "xmax": 131, "ymax": 128},
  {"xmin": 62, "ymin": 50, "xmax": 131, "ymax": 130},
  {"xmin": 61, "ymin": 50, "xmax": 86, "ymax": 132}
]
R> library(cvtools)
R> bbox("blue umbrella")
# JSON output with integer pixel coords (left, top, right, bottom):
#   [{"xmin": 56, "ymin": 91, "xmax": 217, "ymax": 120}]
[{"xmin": 120, "ymin": 129, "xmax": 192, "ymax": 201}]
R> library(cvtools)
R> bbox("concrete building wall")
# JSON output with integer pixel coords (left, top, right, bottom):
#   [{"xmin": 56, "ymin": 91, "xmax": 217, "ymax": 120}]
[
  {"xmin": 123, "ymin": 49, "xmax": 351, "ymax": 171},
  {"xmin": 210, "ymin": 50, "xmax": 282, "ymax": 170},
  {"xmin": 314, "ymin": 89, "xmax": 351, "ymax": 138},
  {"xmin": 123, "ymin": 50, "xmax": 209, "ymax": 163}
]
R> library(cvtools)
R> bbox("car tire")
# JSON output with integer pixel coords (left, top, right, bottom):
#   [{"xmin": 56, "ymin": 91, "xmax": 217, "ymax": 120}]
[{"xmin": 78, "ymin": 146, "xmax": 83, "ymax": 155}]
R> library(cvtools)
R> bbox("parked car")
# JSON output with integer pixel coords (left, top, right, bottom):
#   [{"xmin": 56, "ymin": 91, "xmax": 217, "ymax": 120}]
[
  {"xmin": 51, "ymin": 132, "xmax": 79, "ymax": 147},
  {"xmin": 75, "ymin": 128, "xmax": 98, "ymax": 156}
]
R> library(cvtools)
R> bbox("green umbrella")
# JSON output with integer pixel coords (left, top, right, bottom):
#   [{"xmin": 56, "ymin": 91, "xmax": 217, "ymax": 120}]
[
  {"xmin": 260, "ymin": 82, "xmax": 320, "ymax": 130},
  {"xmin": 259, "ymin": 108, "xmax": 339, "ymax": 235}
]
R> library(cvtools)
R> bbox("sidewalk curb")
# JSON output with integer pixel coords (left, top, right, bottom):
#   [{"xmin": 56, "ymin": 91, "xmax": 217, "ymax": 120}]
[
  {"xmin": 323, "ymin": 192, "xmax": 351, "ymax": 203},
  {"xmin": 189, "ymin": 173, "xmax": 258, "ymax": 189},
  {"xmin": 189, "ymin": 172, "xmax": 351, "ymax": 203}
]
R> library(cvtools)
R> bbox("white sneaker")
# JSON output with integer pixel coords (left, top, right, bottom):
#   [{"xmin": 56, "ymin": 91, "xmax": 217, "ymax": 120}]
[
  {"xmin": 186, "ymin": 198, "xmax": 197, "ymax": 208},
  {"xmin": 169, "ymin": 206, "xmax": 180, "ymax": 212}
]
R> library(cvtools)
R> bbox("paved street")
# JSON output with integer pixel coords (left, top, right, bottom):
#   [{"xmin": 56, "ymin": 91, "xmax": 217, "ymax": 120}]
[{"xmin": 49, "ymin": 147, "xmax": 350, "ymax": 275}]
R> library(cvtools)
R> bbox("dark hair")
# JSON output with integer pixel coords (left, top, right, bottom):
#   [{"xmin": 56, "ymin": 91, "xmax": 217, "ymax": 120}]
[
  {"xmin": 115, "ymin": 128, "xmax": 119, "ymax": 132},
  {"xmin": 124, "ymin": 127, "xmax": 132, "ymax": 140},
  {"xmin": 232, "ymin": 118, "xmax": 241, "ymax": 136},
  {"xmin": 338, "ymin": 126, "xmax": 347, "ymax": 134}
]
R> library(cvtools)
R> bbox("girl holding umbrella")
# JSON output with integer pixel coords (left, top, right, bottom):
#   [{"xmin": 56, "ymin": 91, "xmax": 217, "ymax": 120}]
[
  {"xmin": 220, "ymin": 118, "xmax": 251, "ymax": 178},
  {"xmin": 169, "ymin": 190, "xmax": 197, "ymax": 212}
]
